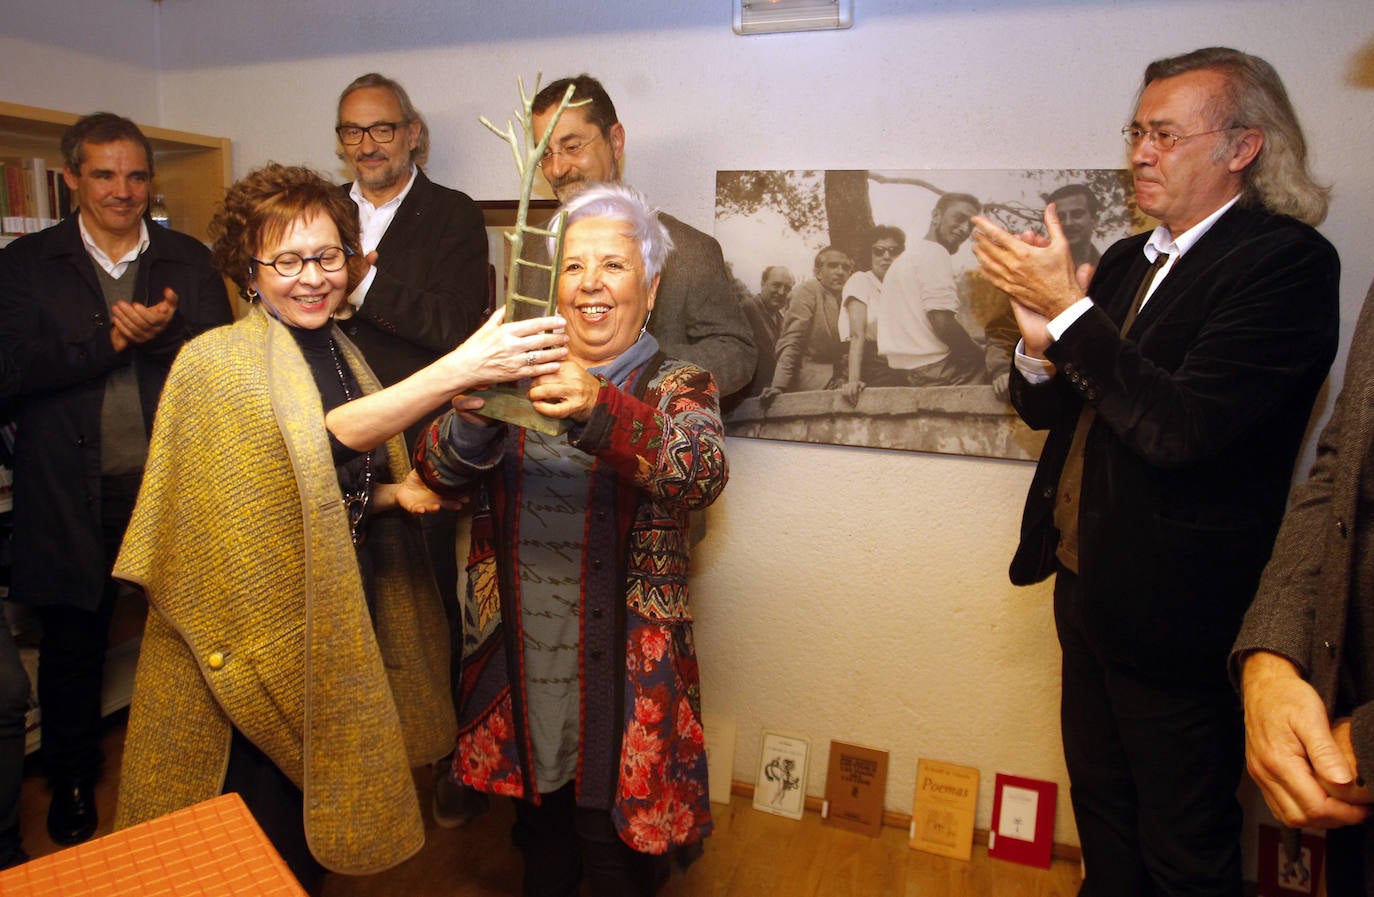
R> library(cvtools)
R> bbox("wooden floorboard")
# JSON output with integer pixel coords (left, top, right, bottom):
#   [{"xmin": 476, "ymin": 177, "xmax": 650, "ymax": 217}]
[{"xmin": 17, "ymin": 717, "xmax": 1084, "ymax": 896}]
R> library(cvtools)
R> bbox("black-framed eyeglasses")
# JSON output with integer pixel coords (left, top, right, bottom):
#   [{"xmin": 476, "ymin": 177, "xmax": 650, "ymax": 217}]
[
  {"xmin": 540, "ymin": 132, "xmax": 604, "ymax": 167},
  {"xmin": 1120, "ymin": 125, "xmax": 1241, "ymax": 152},
  {"xmin": 335, "ymin": 121, "xmax": 409, "ymax": 145},
  {"xmin": 252, "ymin": 246, "xmax": 350, "ymax": 278},
  {"xmin": 871, "ymin": 245, "xmax": 902, "ymax": 258}
]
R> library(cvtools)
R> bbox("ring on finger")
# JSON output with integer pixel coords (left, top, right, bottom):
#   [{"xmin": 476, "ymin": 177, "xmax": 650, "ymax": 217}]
[{"xmin": 526, "ymin": 350, "xmax": 538, "ymax": 367}]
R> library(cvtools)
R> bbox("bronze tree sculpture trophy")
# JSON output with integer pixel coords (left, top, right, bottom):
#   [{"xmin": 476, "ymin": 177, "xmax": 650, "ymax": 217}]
[{"xmin": 468, "ymin": 76, "xmax": 584, "ymax": 435}]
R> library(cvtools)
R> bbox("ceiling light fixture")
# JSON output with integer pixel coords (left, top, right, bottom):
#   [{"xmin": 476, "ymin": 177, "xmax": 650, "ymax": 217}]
[{"xmin": 733, "ymin": 0, "xmax": 853, "ymax": 35}]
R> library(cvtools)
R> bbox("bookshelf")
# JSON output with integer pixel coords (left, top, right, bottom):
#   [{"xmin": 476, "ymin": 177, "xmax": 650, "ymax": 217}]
[{"xmin": 0, "ymin": 99, "xmax": 231, "ymax": 245}]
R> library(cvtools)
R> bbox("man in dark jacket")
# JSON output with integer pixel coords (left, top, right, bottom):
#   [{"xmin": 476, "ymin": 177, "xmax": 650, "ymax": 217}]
[
  {"xmin": 531, "ymin": 74, "xmax": 756, "ymax": 401},
  {"xmin": 0, "ymin": 112, "xmax": 230, "ymax": 845},
  {"xmin": 973, "ymin": 48, "xmax": 1339, "ymax": 896},
  {"xmin": 332, "ymin": 72, "xmax": 492, "ymax": 829}
]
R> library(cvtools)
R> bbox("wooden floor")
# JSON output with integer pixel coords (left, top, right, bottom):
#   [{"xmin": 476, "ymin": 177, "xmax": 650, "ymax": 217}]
[{"xmin": 17, "ymin": 716, "xmax": 1084, "ymax": 897}]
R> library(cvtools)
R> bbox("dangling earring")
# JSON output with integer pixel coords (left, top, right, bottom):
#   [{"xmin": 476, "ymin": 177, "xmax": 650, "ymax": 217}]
[
  {"xmin": 245, "ymin": 287, "xmax": 259, "ymax": 301},
  {"xmin": 640, "ymin": 308, "xmax": 652, "ymax": 335}
]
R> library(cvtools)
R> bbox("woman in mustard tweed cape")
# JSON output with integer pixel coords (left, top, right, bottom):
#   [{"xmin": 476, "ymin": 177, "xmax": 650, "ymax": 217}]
[{"xmin": 112, "ymin": 164, "xmax": 567, "ymax": 887}]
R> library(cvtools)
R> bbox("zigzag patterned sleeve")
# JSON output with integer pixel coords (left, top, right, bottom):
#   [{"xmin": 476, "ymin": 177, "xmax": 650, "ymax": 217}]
[
  {"xmin": 412, "ymin": 409, "xmax": 509, "ymax": 496},
  {"xmin": 570, "ymin": 363, "xmax": 728, "ymax": 511}
]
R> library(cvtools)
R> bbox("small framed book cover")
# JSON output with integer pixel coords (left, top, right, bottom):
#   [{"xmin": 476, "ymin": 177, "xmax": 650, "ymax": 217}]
[
  {"xmin": 821, "ymin": 741, "xmax": 889, "ymax": 837},
  {"xmin": 1257, "ymin": 824, "xmax": 1324, "ymax": 896},
  {"xmin": 909, "ymin": 758, "xmax": 979, "ymax": 860},
  {"xmin": 753, "ymin": 730, "xmax": 810, "ymax": 820},
  {"xmin": 987, "ymin": 772, "xmax": 1057, "ymax": 869}
]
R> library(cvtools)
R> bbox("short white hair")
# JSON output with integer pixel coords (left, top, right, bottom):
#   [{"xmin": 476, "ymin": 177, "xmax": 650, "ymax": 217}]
[{"xmin": 556, "ymin": 183, "xmax": 674, "ymax": 284}]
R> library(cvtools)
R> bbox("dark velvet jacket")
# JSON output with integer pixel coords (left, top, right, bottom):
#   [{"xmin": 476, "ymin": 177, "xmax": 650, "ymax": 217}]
[
  {"xmin": 337, "ymin": 169, "xmax": 489, "ymax": 447},
  {"xmin": 0, "ymin": 213, "xmax": 231, "ymax": 609},
  {"xmin": 1009, "ymin": 203, "xmax": 1339, "ymax": 681}
]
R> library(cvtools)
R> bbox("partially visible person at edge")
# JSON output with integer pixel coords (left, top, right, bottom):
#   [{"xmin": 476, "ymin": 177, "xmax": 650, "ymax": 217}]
[
  {"xmin": 1233, "ymin": 277, "xmax": 1374, "ymax": 894},
  {"xmin": 0, "ymin": 349, "xmax": 30, "ymax": 870},
  {"xmin": 414, "ymin": 183, "xmax": 727, "ymax": 897},
  {"xmin": 972, "ymin": 47, "xmax": 1338, "ymax": 896},
  {"xmin": 110, "ymin": 164, "xmax": 568, "ymax": 892}
]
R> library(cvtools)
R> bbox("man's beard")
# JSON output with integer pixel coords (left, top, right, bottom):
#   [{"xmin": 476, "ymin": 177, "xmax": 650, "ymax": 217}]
[{"xmin": 549, "ymin": 172, "xmax": 590, "ymax": 201}]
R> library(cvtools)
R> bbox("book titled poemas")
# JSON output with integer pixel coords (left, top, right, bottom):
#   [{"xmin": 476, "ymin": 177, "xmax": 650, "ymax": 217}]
[{"xmin": 909, "ymin": 758, "xmax": 979, "ymax": 860}]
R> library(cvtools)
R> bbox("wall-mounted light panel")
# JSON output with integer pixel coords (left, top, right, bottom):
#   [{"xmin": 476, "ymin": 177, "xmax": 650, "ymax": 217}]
[{"xmin": 733, "ymin": 0, "xmax": 853, "ymax": 35}]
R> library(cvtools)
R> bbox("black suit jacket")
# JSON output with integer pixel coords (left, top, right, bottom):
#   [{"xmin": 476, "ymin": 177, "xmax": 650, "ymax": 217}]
[
  {"xmin": 337, "ymin": 169, "xmax": 489, "ymax": 447},
  {"xmin": 653, "ymin": 214, "xmax": 756, "ymax": 399},
  {"xmin": 338, "ymin": 169, "xmax": 488, "ymax": 381},
  {"xmin": 1010, "ymin": 203, "xmax": 1340, "ymax": 680},
  {"xmin": 0, "ymin": 212, "xmax": 232, "ymax": 609}
]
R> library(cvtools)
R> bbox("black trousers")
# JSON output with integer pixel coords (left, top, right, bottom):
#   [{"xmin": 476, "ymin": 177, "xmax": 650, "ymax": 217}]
[
  {"xmin": 223, "ymin": 729, "xmax": 325, "ymax": 894},
  {"xmin": 512, "ymin": 782, "xmax": 661, "ymax": 897},
  {"xmin": 35, "ymin": 473, "xmax": 138, "ymax": 784},
  {"xmin": 0, "ymin": 611, "xmax": 29, "ymax": 862},
  {"xmin": 1324, "ymin": 824, "xmax": 1368, "ymax": 895},
  {"xmin": 1054, "ymin": 568, "xmax": 1244, "ymax": 897},
  {"xmin": 419, "ymin": 508, "xmax": 461, "ymax": 709}
]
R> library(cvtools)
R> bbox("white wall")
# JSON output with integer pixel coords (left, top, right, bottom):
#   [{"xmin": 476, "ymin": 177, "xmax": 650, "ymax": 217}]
[{"xmin": 4, "ymin": 0, "xmax": 1373, "ymax": 849}]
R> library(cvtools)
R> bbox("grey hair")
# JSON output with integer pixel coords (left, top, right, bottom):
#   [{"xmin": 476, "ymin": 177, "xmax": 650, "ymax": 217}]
[
  {"xmin": 1140, "ymin": 47, "xmax": 1329, "ymax": 225},
  {"xmin": 556, "ymin": 183, "xmax": 674, "ymax": 284},
  {"xmin": 337, "ymin": 73, "xmax": 430, "ymax": 168}
]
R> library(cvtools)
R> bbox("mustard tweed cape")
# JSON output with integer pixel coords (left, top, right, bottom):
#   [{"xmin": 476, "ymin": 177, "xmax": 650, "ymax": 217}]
[{"xmin": 113, "ymin": 307, "xmax": 455, "ymax": 874}]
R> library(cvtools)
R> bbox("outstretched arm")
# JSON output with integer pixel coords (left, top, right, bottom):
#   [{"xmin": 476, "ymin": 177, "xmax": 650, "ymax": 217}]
[{"xmin": 326, "ymin": 308, "xmax": 567, "ymax": 451}]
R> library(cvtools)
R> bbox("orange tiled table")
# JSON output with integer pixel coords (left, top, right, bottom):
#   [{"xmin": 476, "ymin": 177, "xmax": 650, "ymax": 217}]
[{"xmin": 0, "ymin": 792, "xmax": 306, "ymax": 896}]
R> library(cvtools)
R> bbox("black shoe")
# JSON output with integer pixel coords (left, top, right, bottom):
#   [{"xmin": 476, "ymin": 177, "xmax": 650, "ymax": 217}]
[{"xmin": 47, "ymin": 779, "xmax": 98, "ymax": 846}]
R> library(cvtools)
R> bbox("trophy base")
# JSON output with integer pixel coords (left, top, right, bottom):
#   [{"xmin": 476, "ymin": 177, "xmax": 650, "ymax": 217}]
[{"xmin": 468, "ymin": 387, "xmax": 570, "ymax": 437}]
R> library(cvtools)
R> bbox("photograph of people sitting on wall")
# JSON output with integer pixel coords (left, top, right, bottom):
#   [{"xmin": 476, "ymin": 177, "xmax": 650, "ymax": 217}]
[{"xmin": 716, "ymin": 168, "xmax": 1139, "ymax": 461}]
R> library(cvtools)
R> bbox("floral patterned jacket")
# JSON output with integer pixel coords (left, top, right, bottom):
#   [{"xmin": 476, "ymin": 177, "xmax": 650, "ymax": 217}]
[{"xmin": 414, "ymin": 353, "xmax": 727, "ymax": 854}]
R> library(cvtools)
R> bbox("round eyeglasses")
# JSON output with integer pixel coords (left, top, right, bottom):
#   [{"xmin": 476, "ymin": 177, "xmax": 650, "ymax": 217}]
[
  {"xmin": 252, "ymin": 246, "xmax": 350, "ymax": 278},
  {"xmin": 539, "ymin": 132, "xmax": 604, "ymax": 168},
  {"xmin": 1121, "ymin": 125, "xmax": 1240, "ymax": 151},
  {"xmin": 335, "ymin": 121, "xmax": 408, "ymax": 145}
]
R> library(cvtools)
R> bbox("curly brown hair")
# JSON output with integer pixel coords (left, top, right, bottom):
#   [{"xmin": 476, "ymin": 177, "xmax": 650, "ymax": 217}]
[{"xmin": 209, "ymin": 163, "xmax": 363, "ymax": 300}]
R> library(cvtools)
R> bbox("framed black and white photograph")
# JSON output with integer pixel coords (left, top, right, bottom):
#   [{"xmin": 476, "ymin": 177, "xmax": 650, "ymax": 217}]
[{"xmin": 716, "ymin": 168, "xmax": 1144, "ymax": 461}]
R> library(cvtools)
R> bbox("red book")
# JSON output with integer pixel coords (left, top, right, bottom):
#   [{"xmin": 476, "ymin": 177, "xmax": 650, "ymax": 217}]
[
  {"xmin": 987, "ymin": 772, "xmax": 1057, "ymax": 869},
  {"xmin": 1257, "ymin": 824, "xmax": 1324, "ymax": 896}
]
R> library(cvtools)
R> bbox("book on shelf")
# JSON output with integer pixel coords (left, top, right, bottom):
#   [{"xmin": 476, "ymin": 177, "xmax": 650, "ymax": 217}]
[
  {"xmin": 3, "ymin": 159, "xmax": 25, "ymax": 235},
  {"xmin": 2, "ymin": 157, "xmax": 60, "ymax": 235},
  {"xmin": 21, "ymin": 157, "xmax": 43, "ymax": 233}
]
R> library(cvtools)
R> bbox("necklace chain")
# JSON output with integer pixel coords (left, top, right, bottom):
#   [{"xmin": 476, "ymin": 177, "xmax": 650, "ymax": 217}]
[{"xmin": 329, "ymin": 337, "xmax": 373, "ymax": 546}]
